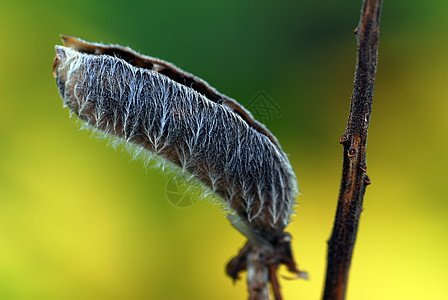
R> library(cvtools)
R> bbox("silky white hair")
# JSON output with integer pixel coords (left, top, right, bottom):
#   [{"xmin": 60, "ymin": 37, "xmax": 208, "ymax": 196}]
[{"xmin": 54, "ymin": 42, "xmax": 298, "ymax": 242}]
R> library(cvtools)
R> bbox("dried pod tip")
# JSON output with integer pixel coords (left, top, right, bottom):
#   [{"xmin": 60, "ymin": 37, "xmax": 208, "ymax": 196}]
[
  {"xmin": 60, "ymin": 34, "xmax": 93, "ymax": 53},
  {"xmin": 52, "ymin": 47, "xmax": 66, "ymax": 78}
]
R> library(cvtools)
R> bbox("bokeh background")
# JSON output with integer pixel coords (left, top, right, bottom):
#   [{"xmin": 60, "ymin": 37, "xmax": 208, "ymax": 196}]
[{"xmin": 1, "ymin": 0, "xmax": 447, "ymax": 299}]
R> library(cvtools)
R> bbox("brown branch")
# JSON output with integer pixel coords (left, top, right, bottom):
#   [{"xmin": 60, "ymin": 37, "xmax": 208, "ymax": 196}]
[{"xmin": 323, "ymin": 0, "xmax": 383, "ymax": 299}]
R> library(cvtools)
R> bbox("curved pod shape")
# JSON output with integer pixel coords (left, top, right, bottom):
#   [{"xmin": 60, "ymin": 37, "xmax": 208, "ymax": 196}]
[{"xmin": 53, "ymin": 36, "xmax": 298, "ymax": 244}]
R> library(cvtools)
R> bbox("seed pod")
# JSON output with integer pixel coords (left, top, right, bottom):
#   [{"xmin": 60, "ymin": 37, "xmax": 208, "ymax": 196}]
[{"xmin": 53, "ymin": 36, "xmax": 298, "ymax": 243}]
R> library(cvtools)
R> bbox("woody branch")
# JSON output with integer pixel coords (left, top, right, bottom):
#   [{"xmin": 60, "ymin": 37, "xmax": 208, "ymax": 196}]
[{"xmin": 323, "ymin": 0, "xmax": 383, "ymax": 299}]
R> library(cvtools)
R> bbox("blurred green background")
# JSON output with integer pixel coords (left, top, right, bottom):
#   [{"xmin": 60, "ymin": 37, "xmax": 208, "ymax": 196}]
[{"xmin": 1, "ymin": 0, "xmax": 447, "ymax": 299}]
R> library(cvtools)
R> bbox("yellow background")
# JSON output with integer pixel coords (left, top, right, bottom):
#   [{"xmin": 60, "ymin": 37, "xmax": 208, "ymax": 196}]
[{"xmin": 0, "ymin": 0, "xmax": 447, "ymax": 299}]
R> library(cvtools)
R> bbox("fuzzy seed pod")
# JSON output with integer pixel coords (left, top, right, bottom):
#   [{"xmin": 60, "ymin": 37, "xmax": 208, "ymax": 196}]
[{"xmin": 53, "ymin": 36, "xmax": 298, "ymax": 243}]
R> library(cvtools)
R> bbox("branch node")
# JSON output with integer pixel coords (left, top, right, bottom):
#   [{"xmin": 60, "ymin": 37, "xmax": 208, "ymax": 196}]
[
  {"xmin": 360, "ymin": 162, "xmax": 367, "ymax": 172},
  {"xmin": 339, "ymin": 132, "xmax": 350, "ymax": 144},
  {"xmin": 363, "ymin": 174, "xmax": 372, "ymax": 185},
  {"xmin": 347, "ymin": 148, "xmax": 357, "ymax": 157}
]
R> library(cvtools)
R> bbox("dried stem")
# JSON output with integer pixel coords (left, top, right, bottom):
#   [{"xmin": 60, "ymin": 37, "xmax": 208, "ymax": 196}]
[
  {"xmin": 226, "ymin": 231, "xmax": 306, "ymax": 300},
  {"xmin": 323, "ymin": 0, "xmax": 383, "ymax": 299},
  {"xmin": 247, "ymin": 246, "xmax": 271, "ymax": 300}
]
